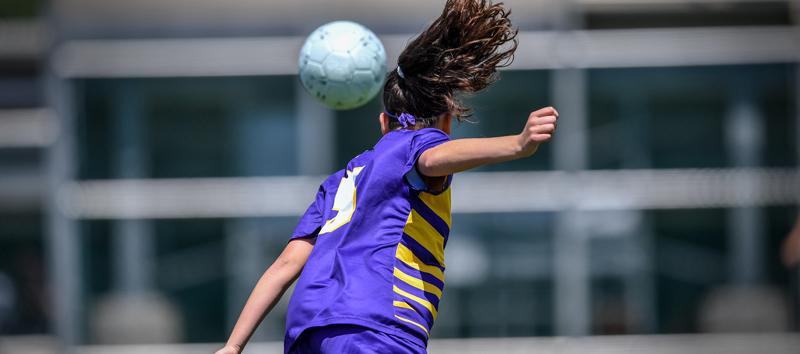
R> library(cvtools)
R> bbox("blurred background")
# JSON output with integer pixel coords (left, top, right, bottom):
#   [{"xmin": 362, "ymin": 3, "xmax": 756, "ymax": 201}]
[{"xmin": 0, "ymin": 0, "xmax": 799, "ymax": 353}]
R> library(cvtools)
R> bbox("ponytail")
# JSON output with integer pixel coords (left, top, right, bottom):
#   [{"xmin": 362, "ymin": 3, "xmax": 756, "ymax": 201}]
[{"xmin": 383, "ymin": 0, "xmax": 518, "ymax": 127}]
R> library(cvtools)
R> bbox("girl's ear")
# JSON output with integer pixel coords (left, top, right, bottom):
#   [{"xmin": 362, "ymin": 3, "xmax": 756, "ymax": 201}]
[{"xmin": 379, "ymin": 112, "xmax": 391, "ymax": 135}]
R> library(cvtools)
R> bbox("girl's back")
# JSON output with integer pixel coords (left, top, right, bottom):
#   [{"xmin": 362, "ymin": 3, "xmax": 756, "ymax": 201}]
[{"xmin": 286, "ymin": 128, "xmax": 451, "ymax": 350}]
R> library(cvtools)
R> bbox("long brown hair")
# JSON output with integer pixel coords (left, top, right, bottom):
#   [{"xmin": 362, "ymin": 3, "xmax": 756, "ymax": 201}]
[{"xmin": 383, "ymin": 0, "xmax": 518, "ymax": 129}]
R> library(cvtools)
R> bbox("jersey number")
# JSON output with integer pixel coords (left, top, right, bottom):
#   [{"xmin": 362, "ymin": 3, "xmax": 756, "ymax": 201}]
[{"xmin": 319, "ymin": 166, "xmax": 364, "ymax": 235}]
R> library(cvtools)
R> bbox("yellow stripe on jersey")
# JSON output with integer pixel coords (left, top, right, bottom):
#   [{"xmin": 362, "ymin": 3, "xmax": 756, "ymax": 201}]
[
  {"xmin": 419, "ymin": 188, "xmax": 451, "ymax": 227},
  {"xmin": 394, "ymin": 315, "xmax": 429, "ymax": 335},
  {"xmin": 393, "ymin": 300, "xmax": 415, "ymax": 311},
  {"xmin": 395, "ymin": 243, "xmax": 445, "ymax": 282},
  {"xmin": 393, "ymin": 267, "xmax": 443, "ymax": 299},
  {"xmin": 403, "ymin": 210, "xmax": 445, "ymax": 266},
  {"xmin": 393, "ymin": 285, "xmax": 438, "ymax": 319}
]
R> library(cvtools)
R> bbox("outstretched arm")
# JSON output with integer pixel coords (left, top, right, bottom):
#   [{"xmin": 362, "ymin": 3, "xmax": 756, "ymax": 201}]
[
  {"xmin": 418, "ymin": 107, "xmax": 558, "ymax": 177},
  {"xmin": 216, "ymin": 238, "xmax": 315, "ymax": 354}
]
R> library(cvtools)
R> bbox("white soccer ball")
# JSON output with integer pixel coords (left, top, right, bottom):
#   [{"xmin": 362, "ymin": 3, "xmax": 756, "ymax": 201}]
[{"xmin": 298, "ymin": 21, "xmax": 387, "ymax": 110}]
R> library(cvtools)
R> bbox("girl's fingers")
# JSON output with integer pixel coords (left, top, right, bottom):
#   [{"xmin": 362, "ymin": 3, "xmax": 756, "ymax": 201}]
[
  {"xmin": 533, "ymin": 123, "xmax": 555, "ymax": 134},
  {"xmin": 532, "ymin": 134, "xmax": 552, "ymax": 142},
  {"xmin": 534, "ymin": 116, "xmax": 557, "ymax": 125},
  {"xmin": 533, "ymin": 106, "xmax": 557, "ymax": 117}
]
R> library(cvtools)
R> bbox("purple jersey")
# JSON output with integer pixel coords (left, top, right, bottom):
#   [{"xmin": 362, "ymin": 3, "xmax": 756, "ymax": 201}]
[{"xmin": 285, "ymin": 128, "xmax": 452, "ymax": 352}]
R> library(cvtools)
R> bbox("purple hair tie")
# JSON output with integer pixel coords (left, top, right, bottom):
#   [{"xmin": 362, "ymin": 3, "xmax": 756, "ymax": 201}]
[
  {"xmin": 385, "ymin": 111, "xmax": 416, "ymax": 128},
  {"xmin": 398, "ymin": 113, "xmax": 416, "ymax": 128}
]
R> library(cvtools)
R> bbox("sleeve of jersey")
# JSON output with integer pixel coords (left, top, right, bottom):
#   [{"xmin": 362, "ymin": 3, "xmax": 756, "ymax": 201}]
[
  {"xmin": 404, "ymin": 128, "xmax": 452, "ymax": 192},
  {"xmin": 290, "ymin": 184, "xmax": 326, "ymax": 240}
]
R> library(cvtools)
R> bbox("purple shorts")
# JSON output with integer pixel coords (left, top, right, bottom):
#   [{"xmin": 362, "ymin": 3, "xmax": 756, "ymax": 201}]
[{"xmin": 288, "ymin": 325, "xmax": 427, "ymax": 354}]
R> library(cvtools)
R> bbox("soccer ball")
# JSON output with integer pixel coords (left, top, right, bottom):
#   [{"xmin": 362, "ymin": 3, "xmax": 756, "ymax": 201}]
[{"xmin": 298, "ymin": 21, "xmax": 387, "ymax": 110}]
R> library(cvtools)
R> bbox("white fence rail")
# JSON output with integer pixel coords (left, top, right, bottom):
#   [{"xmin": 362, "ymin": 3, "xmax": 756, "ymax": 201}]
[
  {"xmin": 60, "ymin": 168, "xmax": 800, "ymax": 219},
  {"xmin": 53, "ymin": 26, "xmax": 800, "ymax": 78}
]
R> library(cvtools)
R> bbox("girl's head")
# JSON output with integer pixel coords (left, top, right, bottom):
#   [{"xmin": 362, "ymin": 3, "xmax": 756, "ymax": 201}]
[{"xmin": 380, "ymin": 0, "xmax": 518, "ymax": 135}]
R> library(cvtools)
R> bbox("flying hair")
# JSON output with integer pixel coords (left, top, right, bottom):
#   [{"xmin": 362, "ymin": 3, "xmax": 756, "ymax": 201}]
[{"xmin": 383, "ymin": 0, "xmax": 518, "ymax": 128}]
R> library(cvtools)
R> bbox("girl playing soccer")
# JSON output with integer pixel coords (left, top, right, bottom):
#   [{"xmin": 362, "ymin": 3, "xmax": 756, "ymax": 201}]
[{"xmin": 217, "ymin": 0, "xmax": 558, "ymax": 353}]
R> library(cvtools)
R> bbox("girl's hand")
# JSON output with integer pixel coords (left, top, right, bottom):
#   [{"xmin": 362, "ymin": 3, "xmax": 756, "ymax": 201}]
[
  {"xmin": 215, "ymin": 344, "xmax": 242, "ymax": 354},
  {"xmin": 518, "ymin": 106, "xmax": 558, "ymax": 157}
]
